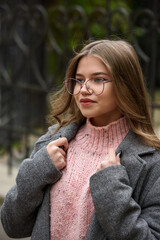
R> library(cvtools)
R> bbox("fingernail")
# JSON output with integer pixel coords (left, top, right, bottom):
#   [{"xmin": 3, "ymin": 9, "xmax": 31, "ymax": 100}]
[
  {"xmin": 118, "ymin": 151, "xmax": 122, "ymax": 157},
  {"xmin": 59, "ymin": 135, "xmax": 65, "ymax": 150}
]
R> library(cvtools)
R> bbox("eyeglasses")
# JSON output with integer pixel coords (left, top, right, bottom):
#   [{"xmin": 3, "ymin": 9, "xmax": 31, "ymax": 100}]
[{"xmin": 64, "ymin": 78, "xmax": 112, "ymax": 96}]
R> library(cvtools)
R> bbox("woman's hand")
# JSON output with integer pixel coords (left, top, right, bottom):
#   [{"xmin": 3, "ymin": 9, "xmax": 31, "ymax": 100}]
[
  {"xmin": 97, "ymin": 148, "xmax": 121, "ymax": 172},
  {"xmin": 46, "ymin": 137, "xmax": 69, "ymax": 170}
]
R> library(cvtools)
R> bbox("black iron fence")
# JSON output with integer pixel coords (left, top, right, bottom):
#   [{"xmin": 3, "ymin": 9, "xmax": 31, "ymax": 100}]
[{"xmin": 0, "ymin": 1, "xmax": 160, "ymax": 173}]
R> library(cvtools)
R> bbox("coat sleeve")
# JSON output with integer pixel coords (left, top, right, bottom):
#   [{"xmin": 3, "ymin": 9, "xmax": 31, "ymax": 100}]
[
  {"xmin": 0, "ymin": 142, "xmax": 62, "ymax": 238},
  {"xmin": 89, "ymin": 164, "xmax": 160, "ymax": 240}
]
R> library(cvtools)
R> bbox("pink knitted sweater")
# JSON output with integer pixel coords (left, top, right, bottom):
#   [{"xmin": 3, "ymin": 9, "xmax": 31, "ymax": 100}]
[{"xmin": 50, "ymin": 117, "xmax": 130, "ymax": 239}]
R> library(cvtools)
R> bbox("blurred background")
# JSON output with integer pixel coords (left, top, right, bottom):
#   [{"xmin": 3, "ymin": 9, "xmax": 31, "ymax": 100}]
[{"xmin": 0, "ymin": 0, "xmax": 160, "ymax": 239}]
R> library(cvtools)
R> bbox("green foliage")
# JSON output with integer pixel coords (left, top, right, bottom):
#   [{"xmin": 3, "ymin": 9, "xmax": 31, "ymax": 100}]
[
  {"xmin": 0, "ymin": 147, "xmax": 6, "ymax": 156},
  {"xmin": 44, "ymin": 0, "xmax": 134, "ymax": 86},
  {"xmin": 46, "ymin": 0, "xmax": 132, "ymax": 44}
]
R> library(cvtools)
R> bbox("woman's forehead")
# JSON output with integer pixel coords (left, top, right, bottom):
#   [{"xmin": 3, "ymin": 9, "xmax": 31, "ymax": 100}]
[{"xmin": 76, "ymin": 55, "xmax": 110, "ymax": 75}]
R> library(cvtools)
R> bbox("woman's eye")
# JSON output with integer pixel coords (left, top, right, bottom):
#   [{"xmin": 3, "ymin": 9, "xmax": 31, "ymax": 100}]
[
  {"xmin": 93, "ymin": 78, "xmax": 105, "ymax": 83},
  {"xmin": 76, "ymin": 79, "xmax": 84, "ymax": 83}
]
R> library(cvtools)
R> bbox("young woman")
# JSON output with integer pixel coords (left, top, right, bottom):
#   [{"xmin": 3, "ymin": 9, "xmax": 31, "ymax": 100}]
[{"xmin": 1, "ymin": 39, "xmax": 160, "ymax": 240}]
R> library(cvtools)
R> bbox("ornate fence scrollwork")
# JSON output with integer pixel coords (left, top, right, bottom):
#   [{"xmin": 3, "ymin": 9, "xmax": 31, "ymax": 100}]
[{"xmin": 0, "ymin": 4, "xmax": 50, "ymax": 173}]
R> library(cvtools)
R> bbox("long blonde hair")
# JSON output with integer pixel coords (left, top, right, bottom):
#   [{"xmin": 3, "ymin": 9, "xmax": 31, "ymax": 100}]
[{"xmin": 48, "ymin": 39, "xmax": 160, "ymax": 148}]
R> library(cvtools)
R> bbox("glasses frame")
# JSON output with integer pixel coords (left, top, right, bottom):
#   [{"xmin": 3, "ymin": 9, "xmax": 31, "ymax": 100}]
[{"xmin": 64, "ymin": 78, "xmax": 112, "ymax": 96}]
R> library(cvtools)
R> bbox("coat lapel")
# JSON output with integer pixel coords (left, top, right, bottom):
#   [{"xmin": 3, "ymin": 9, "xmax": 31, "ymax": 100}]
[
  {"xmin": 35, "ymin": 122, "xmax": 79, "ymax": 150},
  {"xmin": 116, "ymin": 130, "xmax": 155, "ymax": 191},
  {"xmin": 37, "ymin": 125, "xmax": 155, "ymax": 192}
]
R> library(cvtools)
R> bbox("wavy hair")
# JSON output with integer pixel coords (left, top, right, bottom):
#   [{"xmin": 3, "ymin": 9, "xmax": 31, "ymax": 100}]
[{"xmin": 48, "ymin": 39, "xmax": 160, "ymax": 148}]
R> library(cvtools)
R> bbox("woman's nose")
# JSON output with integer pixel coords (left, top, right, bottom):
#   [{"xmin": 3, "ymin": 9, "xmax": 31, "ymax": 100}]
[{"xmin": 80, "ymin": 81, "xmax": 91, "ymax": 94}]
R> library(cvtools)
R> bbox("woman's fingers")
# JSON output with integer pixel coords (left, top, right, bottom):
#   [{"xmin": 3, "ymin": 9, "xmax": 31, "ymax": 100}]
[
  {"xmin": 46, "ymin": 137, "xmax": 68, "ymax": 170},
  {"xmin": 50, "ymin": 137, "xmax": 69, "ymax": 151},
  {"xmin": 96, "ymin": 148, "xmax": 121, "ymax": 172}
]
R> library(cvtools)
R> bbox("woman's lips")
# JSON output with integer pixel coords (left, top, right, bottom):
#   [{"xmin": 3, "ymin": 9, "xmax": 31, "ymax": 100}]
[{"xmin": 80, "ymin": 98, "xmax": 96, "ymax": 106}]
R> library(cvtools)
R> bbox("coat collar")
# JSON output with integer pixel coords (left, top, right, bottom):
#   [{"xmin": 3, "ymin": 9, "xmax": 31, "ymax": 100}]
[
  {"xmin": 116, "ymin": 130, "xmax": 156, "ymax": 191},
  {"xmin": 37, "ymin": 123, "xmax": 156, "ymax": 192},
  {"xmin": 39, "ymin": 122, "xmax": 156, "ymax": 156},
  {"xmin": 116, "ymin": 130, "xmax": 155, "ymax": 156},
  {"xmin": 37, "ymin": 122, "xmax": 79, "ymax": 145}
]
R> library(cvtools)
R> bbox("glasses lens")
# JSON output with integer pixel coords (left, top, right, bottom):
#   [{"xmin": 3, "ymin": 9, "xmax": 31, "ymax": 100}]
[
  {"xmin": 65, "ymin": 78, "xmax": 80, "ymax": 95},
  {"xmin": 87, "ymin": 79, "xmax": 104, "ymax": 95},
  {"xmin": 65, "ymin": 78, "xmax": 106, "ymax": 95}
]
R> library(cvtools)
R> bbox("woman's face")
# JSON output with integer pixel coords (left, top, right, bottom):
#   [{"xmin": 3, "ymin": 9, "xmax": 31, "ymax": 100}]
[{"xmin": 74, "ymin": 55, "xmax": 122, "ymax": 126}]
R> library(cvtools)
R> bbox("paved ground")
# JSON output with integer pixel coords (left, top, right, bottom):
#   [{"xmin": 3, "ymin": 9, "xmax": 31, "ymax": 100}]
[
  {"xmin": 0, "ymin": 156, "xmax": 30, "ymax": 240},
  {"xmin": 0, "ymin": 158, "xmax": 17, "ymax": 200}
]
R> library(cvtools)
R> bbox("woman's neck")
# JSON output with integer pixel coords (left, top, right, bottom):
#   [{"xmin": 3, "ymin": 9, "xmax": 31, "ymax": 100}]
[{"xmin": 90, "ymin": 113, "xmax": 124, "ymax": 127}]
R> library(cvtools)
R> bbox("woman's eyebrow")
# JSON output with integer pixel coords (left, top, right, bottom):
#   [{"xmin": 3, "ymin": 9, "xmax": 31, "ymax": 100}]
[
  {"xmin": 75, "ymin": 73, "xmax": 84, "ymax": 77},
  {"xmin": 75, "ymin": 72, "xmax": 110, "ymax": 76},
  {"xmin": 92, "ymin": 72, "xmax": 110, "ymax": 76}
]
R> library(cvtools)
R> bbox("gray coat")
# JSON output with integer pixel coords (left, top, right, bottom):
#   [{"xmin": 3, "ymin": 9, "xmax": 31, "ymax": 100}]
[{"xmin": 1, "ymin": 122, "xmax": 160, "ymax": 240}]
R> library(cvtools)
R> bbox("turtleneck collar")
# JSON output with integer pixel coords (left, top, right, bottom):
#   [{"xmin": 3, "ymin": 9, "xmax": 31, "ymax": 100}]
[{"xmin": 74, "ymin": 117, "xmax": 130, "ymax": 154}]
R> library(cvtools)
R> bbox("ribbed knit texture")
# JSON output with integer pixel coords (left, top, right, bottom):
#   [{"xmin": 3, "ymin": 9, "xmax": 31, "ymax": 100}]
[{"xmin": 50, "ymin": 117, "xmax": 130, "ymax": 239}]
